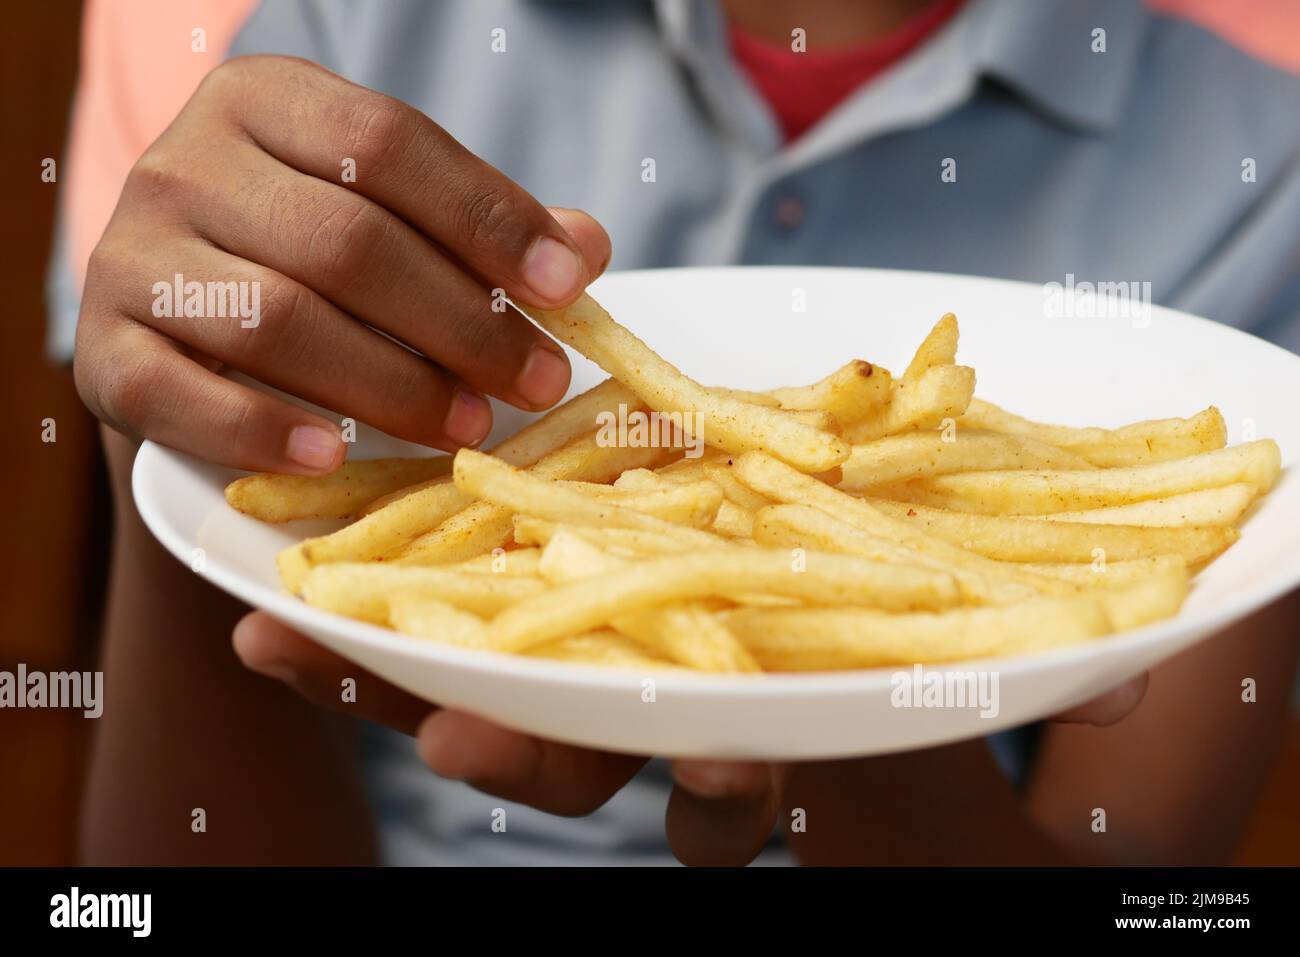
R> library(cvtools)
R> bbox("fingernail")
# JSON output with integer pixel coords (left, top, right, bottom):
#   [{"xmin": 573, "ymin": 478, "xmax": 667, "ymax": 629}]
[
  {"xmin": 286, "ymin": 425, "xmax": 342, "ymax": 471},
  {"xmin": 520, "ymin": 236, "xmax": 584, "ymax": 303},
  {"xmin": 444, "ymin": 387, "xmax": 492, "ymax": 448},
  {"xmin": 515, "ymin": 345, "xmax": 570, "ymax": 408},
  {"xmin": 672, "ymin": 762, "xmax": 752, "ymax": 799}
]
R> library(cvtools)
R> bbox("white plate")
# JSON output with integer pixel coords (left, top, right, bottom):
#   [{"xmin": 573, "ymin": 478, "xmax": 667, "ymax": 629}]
[{"xmin": 133, "ymin": 267, "xmax": 1300, "ymax": 759}]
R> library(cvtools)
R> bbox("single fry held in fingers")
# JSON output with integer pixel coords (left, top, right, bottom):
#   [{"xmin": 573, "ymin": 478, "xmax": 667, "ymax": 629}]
[{"xmin": 225, "ymin": 299, "xmax": 1279, "ymax": 672}]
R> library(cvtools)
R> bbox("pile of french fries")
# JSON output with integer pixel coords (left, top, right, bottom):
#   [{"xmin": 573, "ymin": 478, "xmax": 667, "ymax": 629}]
[{"xmin": 226, "ymin": 296, "xmax": 1281, "ymax": 673}]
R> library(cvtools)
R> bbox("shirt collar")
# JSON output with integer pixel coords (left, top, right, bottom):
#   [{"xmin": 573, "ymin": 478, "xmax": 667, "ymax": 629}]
[
  {"xmin": 968, "ymin": 0, "xmax": 1151, "ymax": 133},
  {"xmin": 653, "ymin": 0, "xmax": 1151, "ymax": 152}
]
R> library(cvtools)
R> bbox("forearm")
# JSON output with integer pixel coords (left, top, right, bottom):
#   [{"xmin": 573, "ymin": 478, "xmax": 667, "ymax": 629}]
[
  {"xmin": 784, "ymin": 739, "xmax": 1098, "ymax": 866},
  {"xmin": 783, "ymin": 594, "xmax": 1300, "ymax": 866},
  {"xmin": 1028, "ymin": 593, "xmax": 1300, "ymax": 865},
  {"xmin": 81, "ymin": 426, "xmax": 378, "ymax": 865}
]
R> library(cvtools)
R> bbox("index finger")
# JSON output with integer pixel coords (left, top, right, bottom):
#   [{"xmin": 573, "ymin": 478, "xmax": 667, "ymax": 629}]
[{"xmin": 205, "ymin": 55, "xmax": 594, "ymax": 308}]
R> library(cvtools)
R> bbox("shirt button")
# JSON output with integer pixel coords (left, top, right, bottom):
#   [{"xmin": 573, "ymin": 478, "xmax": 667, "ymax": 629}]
[{"xmin": 772, "ymin": 195, "xmax": 806, "ymax": 230}]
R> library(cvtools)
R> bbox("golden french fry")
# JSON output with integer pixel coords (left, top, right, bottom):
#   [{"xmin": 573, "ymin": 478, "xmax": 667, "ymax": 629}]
[
  {"xmin": 392, "ymin": 435, "xmax": 672, "ymax": 566},
  {"xmin": 512, "ymin": 516, "xmax": 721, "ymax": 556},
  {"xmin": 220, "ymin": 455, "xmax": 449, "ymax": 522},
  {"xmin": 957, "ymin": 400, "xmax": 1227, "ymax": 466},
  {"xmin": 521, "ymin": 294, "xmax": 849, "ymax": 472},
  {"xmin": 769, "ymin": 360, "xmax": 892, "ymax": 424},
  {"xmin": 279, "ymin": 479, "xmax": 475, "ymax": 592},
  {"xmin": 866, "ymin": 498, "xmax": 1238, "ymax": 565},
  {"xmin": 449, "ymin": 448, "xmax": 726, "ymax": 543},
  {"xmin": 655, "ymin": 449, "xmax": 728, "ymax": 480},
  {"xmin": 485, "ymin": 547, "xmax": 962, "ymax": 653},
  {"xmin": 526, "ymin": 630, "xmax": 679, "ymax": 670},
  {"xmin": 703, "ymin": 461, "xmax": 774, "ymax": 512},
  {"xmin": 712, "ymin": 499, "xmax": 756, "ymax": 538},
  {"xmin": 388, "ymin": 594, "xmax": 489, "ymax": 648},
  {"xmin": 712, "ymin": 387, "xmax": 782, "ymax": 407},
  {"xmin": 300, "ymin": 563, "xmax": 546, "ymax": 624},
  {"xmin": 903, "ymin": 313, "xmax": 959, "ymax": 381},
  {"xmin": 1021, "ymin": 555, "xmax": 1187, "ymax": 588},
  {"xmin": 753, "ymin": 503, "xmax": 1051, "ymax": 604},
  {"xmin": 450, "ymin": 547, "xmax": 542, "ymax": 576},
  {"xmin": 880, "ymin": 440, "xmax": 1280, "ymax": 515},
  {"xmin": 839, "ymin": 430, "xmax": 1095, "ymax": 490},
  {"xmin": 616, "ymin": 604, "xmax": 759, "ymax": 672},
  {"xmin": 537, "ymin": 531, "xmax": 758, "ymax": 671},
  {"xmin": 360, "ymin": 378, "xmax": 643, "ymax": 516},
  {"xmin": 1094, "ymin": 566, "xmax": 1191, "ymax": 631},
  {"xmin": 733, "ymin": 452, "xmax": 1077, "ymax": 596},
  {"xmin": 225, "ymin": 456, "xmax": 453, "ymax": 523},
  {"xmin": 722, "ymin": 594, "xmax": 1111, "ymax": 670},
  {"xmin": 1034, "ymin": 484, "xmax": 1257, "ymax": 527},
  {"xmin": 239, "ymin": 304, "xmax": 1274, "ymax": 676},
  {"xmin": 843, "ymin": 365, "xmax": 975, "ymax": 443}
]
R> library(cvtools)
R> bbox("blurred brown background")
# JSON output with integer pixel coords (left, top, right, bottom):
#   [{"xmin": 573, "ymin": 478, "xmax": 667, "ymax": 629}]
[
  {"xmin": 1, "ymin": 0, "xmax": 106, "ymax": 866},
  {"xmin": 0, "ymin": 0, "xmax": 1297, "ymax": 867}
]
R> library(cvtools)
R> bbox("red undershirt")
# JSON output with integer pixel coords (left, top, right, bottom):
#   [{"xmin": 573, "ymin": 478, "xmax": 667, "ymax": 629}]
[{"xmin": 728, "ymin": 0, "xmax": 965, "ymax": 142}]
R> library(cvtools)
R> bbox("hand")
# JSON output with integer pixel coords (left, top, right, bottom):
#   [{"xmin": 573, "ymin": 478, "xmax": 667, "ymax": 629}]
[
  {"xmin": 75, "ymin": 54, "xmax": 609, "ymax": 473},
  {"xmin": 233, "ymin": 612, "xmax": 789, "ymax": 864},
  {"xmin": 235, "ymin": 610, "xmax": 1151, "ymax": 865},
  {"xmin": 667, "ymin": 673, "xmax": 1151, "ymax": 864}
]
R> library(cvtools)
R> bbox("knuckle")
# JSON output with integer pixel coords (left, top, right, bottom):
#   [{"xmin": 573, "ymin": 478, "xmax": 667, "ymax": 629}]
[
  {"xmin": 209, "ymin": 387, "xmax": 260, "ymax": 454},
  {"xmin": 251, "ymin": 279, "xmax": 326, "ymax": 367},
  {"xmin": 303, "ymin": 199, "xmax": 390, "ymax": 279},
  {"xmin": 456, "ymin": 183, "xmax": 518, "ymax": 254},
  {"xmin": 122, "ymin": 150, "xmax": 187, "ymax": 206},
  {"xmin": 194, "ymin": 57, "xmax": 243, "ymax": 100},
  {"xmin": 98, "ymin": 345, "xmax": 165, "ymax": 433},
  {"xmin": 342, "ymin": 96, "xmax": 418, "ymax": 178},
  {"xmin": 450, "ymin": 291, "xmax": 507, "ymax": 365}
]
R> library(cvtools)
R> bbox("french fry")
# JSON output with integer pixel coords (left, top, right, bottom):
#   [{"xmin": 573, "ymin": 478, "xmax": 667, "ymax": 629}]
[
  {"xmin": 300, "ymin": 563, "xmax": 546, "ymax": 624},
  {"xmin": 1033, "ymin": 484, "xmax": 1256, "ymax": 528},
  {"xmin": 866, "ymin": 498, "xmax": 1238, "ymax": 565},
  {"xmin": 903, "ymin": 313, "xmax": 959, "ymax": 381},
  {"xmin": 278, "ymin": 479, "xmax": 475, "ymax": 592},
  {"xmin": 733, "ymin": 452, "xmax": 1078, "ymax": 596},
  {"xmin": 703, "ymin": 461, "xmax": 774, "ymax": 512},
  {"xmin": 957, "ymin": 400, "xmax": 1227, "ymax": 466},
  {"xmin": 359, "ymin": 380, "xmax": 643, "ymax": 519},
  {"xmin": 521, "ymin": 294, "xmax": 849, "ymax": 472},
  {"xmin": 388, "ymin": 594, "xmax": 489, "ymax": 648},
  {"xmin": 538, "ymin": 531, "xmax": 759, "ymax": 671},
  {"xmin": 450, "ymin": 548, "xmax": 543, "ymax": 576},
  {"xmin": 236, "ymin": 304, "xmax": 1276, "ymax": 676},
  {"xmin": 712, "ymin": 499, "xmax": 756, "ymax": 538},
  {"xmin": 449, "ymin": 448, "xmax": 726, "ymax": 543},
  {"xmin": 485, "ymin": 548, "xmax": 962, "ymax": 653},
  {"xmin": 752, "ymin": 503, "xmax": 1051, "ymax": 605},
  {"xmin": 526, "ymin": 631, "xmax": 679, "ymax": 669},
  {"xmin": 1022, "ymin": 555, "xmax": 1188, "ymax": 589},
  {"xmin": 839, "ymin": 430, "xmax": 1095, "ymax": 490},
  {"xmin": 392, "ymin": 436, "xmax": 672, "ymax": 566},
  {"xmin": 877, "ymin": 440, "xmax": 1280, "ymax": 515},
  {"xmin": 722, "ymin": 594, "xmax": 1111, "ymax": 670},
  {"xmin": 769, "ymin": 360, "xmax": 891, "ymax": 424},
  {"xmin": 1095, "ymin": 566, "xmax": 1191, "ymax": 631},
  {"xmin": 225, "ymin": 456, "xmax": 453, "ymax": 523},
  {"xmin": 359, "ymin": 377, "xmax": 642, "ymax": 516},
  {"xmin": 842, "ymin": 364, "xmax": 975, "ymax": 443},
  {"xmin": 512, "ymin": 516, "xmax": 721, "ymax": 556}
]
